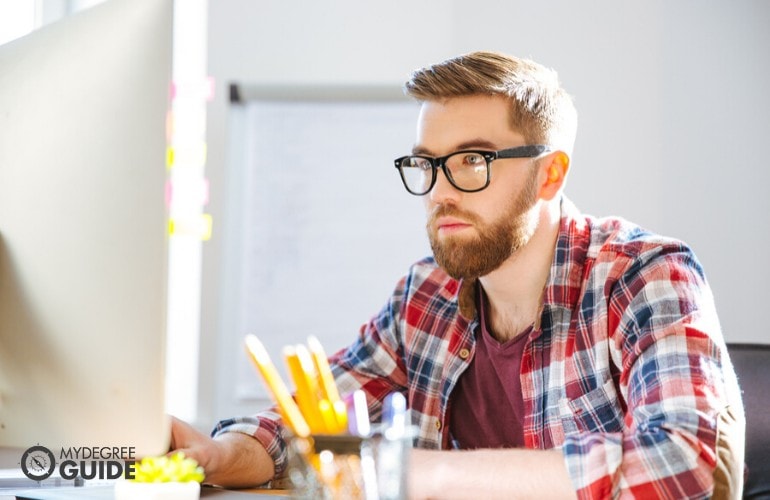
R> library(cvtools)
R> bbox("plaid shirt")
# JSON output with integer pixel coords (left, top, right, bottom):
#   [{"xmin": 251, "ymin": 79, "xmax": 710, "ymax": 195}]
[{"xmin": 214, "ymin": 197, "xmax": 742, "ymax": 498}]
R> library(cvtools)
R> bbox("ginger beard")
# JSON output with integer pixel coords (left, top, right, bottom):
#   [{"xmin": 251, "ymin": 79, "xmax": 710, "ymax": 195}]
[{"xmin": 427, "ymin": 164, "xmax": 540, "ymax": 280}]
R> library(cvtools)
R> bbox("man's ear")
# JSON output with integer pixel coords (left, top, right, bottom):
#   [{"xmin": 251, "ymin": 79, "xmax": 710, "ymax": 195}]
[{"xmin": 538, "ymin": 151, "xmax": 570, "ymax": 200}]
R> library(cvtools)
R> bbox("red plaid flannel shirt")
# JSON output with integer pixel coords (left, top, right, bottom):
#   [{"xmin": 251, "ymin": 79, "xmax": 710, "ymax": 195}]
[{"xmin": 215, "ymin": 197, "xmax": 742, "ymax": 498}]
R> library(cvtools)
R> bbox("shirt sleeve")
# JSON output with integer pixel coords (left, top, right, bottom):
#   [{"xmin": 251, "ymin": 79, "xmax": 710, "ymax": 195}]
[
  {"xmin": 327, "ymin": 274, "xmax": 410, "ymax": 422},
  {"xmin": 562, "ymin": 243, "xmax": 743, "ymax": 498},
  {"xmin": 211, "ymin": 274, "xmax": 410, "ymax": 478}
]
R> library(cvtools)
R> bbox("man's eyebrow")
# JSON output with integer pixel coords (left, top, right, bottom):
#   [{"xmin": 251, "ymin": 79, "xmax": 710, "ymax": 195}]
[{"xmin": 411, "ymin": 139, "xmax": 501, "ymax": 156}]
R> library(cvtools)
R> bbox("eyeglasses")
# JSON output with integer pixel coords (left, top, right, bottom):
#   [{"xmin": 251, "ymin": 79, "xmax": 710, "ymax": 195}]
[{"xmin": 394, "ymin": 144, "xmax": 552, "ymax": 196}]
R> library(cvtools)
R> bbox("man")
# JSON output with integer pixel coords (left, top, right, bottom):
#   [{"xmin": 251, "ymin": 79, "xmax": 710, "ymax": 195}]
[{"xmin": 171, "ymin": 51, "xmax": 744, "ymax": 498}]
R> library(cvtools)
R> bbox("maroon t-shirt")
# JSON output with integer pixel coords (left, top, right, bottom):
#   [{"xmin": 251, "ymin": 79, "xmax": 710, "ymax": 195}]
[{"xmin": 449, "ymin": 290, "xmax": 532, "ymax": 449}]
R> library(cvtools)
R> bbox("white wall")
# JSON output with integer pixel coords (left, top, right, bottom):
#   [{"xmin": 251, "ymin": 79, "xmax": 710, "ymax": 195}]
[{"xmin": 198, "ymin": 0, "xmax": 770, "ymax": 427}]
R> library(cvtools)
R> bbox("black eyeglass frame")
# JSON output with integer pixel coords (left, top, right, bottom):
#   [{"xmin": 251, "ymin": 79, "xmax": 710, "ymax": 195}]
[{"xmin": 394, "ymin": 144, "xmax": 552, "ymax": 195}]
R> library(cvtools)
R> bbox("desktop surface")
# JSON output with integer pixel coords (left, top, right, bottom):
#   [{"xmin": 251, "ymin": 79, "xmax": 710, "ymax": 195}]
[
  {"xmin": 1, "ymin": 484, "xmax": 288, "ymax": 499},
  {"xmin": 1, "ymin": 447, "xmax": 289, "ymax": 499}
]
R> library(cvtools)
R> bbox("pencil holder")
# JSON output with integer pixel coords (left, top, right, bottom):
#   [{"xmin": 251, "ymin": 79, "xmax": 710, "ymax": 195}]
[{"xmin": 286, "ymin": 428, "xmax": 413, "ymax": 500}]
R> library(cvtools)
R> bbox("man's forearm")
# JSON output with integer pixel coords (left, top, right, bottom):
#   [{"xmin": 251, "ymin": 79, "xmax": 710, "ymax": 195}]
[
  {"xmin": 409, "ymin": 448, "xmax": 576, "ymax": 500},
  {"xmin": 204, "ymin": 432, "xmax": 275, "ymax": 488}
]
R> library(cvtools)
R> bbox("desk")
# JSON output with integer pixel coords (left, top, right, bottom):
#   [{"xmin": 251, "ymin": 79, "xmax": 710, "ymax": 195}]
[
  {"xmin": 204, "ymin": 486, "xmax": 290, "ymax": 498},
  {"xmin": 1, "ymin": 447, "xmax": 291, "ymax": 499},
  {"xmin": 0, "ymin": 485, "xmax": 290, "ymax": 499}
]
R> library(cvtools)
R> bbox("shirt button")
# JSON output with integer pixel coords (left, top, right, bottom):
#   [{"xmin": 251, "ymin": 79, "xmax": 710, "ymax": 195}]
[
  {"xmin": 459, "ymin": 348, "xmax": 470, "ymax": 359},
  {"xmin": 435, "ymin": 420, "xmax": 442, "ymax": 430}
]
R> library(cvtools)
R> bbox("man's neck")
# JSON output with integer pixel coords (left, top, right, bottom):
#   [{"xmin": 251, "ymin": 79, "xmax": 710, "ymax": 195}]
[{"xmin": 478, "ymin": 200, "xmax": 561, "ymax": 342}]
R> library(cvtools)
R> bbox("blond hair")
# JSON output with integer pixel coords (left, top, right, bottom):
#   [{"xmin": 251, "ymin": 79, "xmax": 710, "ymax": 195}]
[{"xmin": 404, "ymin": 51, "xmax": 577, "ymax": 154}]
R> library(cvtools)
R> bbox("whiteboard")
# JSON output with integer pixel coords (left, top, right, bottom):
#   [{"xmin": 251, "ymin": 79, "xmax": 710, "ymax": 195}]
[{"xmin": 223, "ymin": 89, "xmax": 431, "ymax": 404}]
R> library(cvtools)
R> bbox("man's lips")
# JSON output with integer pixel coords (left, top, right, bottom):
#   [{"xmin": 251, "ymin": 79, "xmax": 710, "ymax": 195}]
[{"xmin": 435, "ymin": 216, "xmax": 472, "ymax": 232}]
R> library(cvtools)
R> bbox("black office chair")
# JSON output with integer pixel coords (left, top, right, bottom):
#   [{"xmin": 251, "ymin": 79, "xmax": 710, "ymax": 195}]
[{"xmin": 726, "ymin": 343, "xmax": 770, "ymax": 499}]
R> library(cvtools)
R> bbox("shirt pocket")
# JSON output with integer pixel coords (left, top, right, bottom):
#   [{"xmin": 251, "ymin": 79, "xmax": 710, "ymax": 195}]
[{"xmin": 559, "ymin": 377, "xmax": 625, "ymax": 436}]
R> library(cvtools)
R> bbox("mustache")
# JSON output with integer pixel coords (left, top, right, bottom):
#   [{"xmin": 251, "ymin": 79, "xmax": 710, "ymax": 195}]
[{"xmin": 427, "ymin": 204, "xmax": 481, "ymax": 228}]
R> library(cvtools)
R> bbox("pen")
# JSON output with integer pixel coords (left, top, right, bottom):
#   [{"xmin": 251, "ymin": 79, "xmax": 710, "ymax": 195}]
[
  {"xmin": 382, "ymin": 391, "xmax": 407, "ymax": 438},
  {"xmin": 347, "ymin": 390, "xmax": 371, "ymax": 437},
  {"xmin": 244, "ymin": 335, "xmax": 310, "ymax": 438}
]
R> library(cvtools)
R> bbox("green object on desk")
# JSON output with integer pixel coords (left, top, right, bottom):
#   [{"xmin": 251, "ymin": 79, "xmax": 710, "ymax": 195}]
[{"xmin": 130, "ymin": 452, "xmax": 205, "ymax": 483}]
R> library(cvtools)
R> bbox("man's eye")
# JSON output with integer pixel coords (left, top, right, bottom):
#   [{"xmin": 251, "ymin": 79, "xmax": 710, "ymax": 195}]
[
  {"xmin": 414, "ymin": 159, "xmax": 432, "ymax": 171},
  {"xmin": 463, "ymin": 154, "xmax": 484, "ymax": 165}
]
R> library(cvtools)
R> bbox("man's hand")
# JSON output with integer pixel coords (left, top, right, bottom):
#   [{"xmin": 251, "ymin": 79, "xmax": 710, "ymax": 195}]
[
  {"xmin": 168, "ymin": 416, "xmax": 274, "ymax": 488},
  {"xmin": 168, "ymin": 417, "xmax": 220, "ymax": 473}
]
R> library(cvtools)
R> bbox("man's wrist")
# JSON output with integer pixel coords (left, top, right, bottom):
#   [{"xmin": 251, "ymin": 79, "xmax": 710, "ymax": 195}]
[{"xmin": 207, "ymin": 432, "xmax": 274, "ymax": 487}]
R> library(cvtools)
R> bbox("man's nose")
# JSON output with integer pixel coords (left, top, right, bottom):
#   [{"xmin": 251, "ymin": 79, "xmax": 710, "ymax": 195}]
[{"xmin": 428, "ymin": 167, "xmax": 461, "ymax": 205}]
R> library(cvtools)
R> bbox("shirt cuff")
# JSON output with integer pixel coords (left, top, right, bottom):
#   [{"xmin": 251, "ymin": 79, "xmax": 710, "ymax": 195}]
[{"xmin": 211, "ymin": 413, "xmax": 289, "ymax": 478}]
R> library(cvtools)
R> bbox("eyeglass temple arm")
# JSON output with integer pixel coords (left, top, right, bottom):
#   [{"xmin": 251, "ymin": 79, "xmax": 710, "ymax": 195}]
[{"xmin": 496, "ymin": 145, "xmax": 552, "ymax": 159}]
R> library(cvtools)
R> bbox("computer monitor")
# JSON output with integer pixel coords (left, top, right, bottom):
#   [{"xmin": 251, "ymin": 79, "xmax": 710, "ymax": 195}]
[{"xmin": 0, "ymin": 0, "xmax": 172, "ymax": 457}]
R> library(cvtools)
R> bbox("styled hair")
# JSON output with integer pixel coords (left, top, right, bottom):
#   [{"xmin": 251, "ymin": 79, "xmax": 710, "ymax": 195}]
[{"xmin": 404, "ymin": 51, "xmax": 578, "ymax": 154}]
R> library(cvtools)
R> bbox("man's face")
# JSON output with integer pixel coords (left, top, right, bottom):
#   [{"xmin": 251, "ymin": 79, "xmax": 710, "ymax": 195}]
[{"xmin": 415, "ymin": 95, "xmax": 541, "ymax": 280}]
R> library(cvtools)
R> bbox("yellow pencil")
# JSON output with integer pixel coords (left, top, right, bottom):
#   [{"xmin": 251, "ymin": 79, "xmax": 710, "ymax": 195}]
[
  {"xmin": 318, "ymin": 399, "xmax": 341, "ymax": 434},
  {"xmin": 284, "ymin": 345, "xmax": 326, "ymax": 434},
  {"xmin": 307, "ymin": 335, "xmax": 341, "ymax": 405},
  {"xmin": 332, "ymin": 399, "xmax": 348, "ymax": 433},
  {"xmin": 308, "ymin": 336, "xmax": 348, "ymax": 433},
  {"xmin": 244, "ymin": 335, "xmax": 310, "ymax": 438}
]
